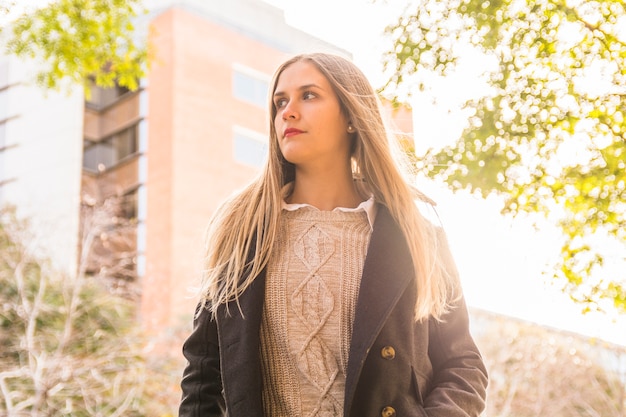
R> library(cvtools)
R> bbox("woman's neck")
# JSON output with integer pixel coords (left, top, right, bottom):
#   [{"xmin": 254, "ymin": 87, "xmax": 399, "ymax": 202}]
[{"xmin": 287, "ymin": 169, "xmax": 363, "ymax": 211}]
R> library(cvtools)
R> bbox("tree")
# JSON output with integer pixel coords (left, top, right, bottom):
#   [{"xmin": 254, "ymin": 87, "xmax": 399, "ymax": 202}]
[
  {"xmin": 0, "ymin": 206, "xmax": 146, "ymax": 416},
  {"xmin": 2, "ymin": 0, "xmax": 147, "ymax": 92},
  {"xmin": 0, "ymin": 201, "xmax": 181, "ymax": 416},
  {"xmin": 382, "ymin": 0, "xmax": 626, "ymax": 314},
  {"xmin": 76, "ymin": 193, "xmax": 184, "ymax": 416},
  {"xmin": 79, "ymin": 194, "xmax": 140, "ymax": 301},
  {"xmin": 0, "ymin": 1, "xmax": 12, "ymax": 16}
]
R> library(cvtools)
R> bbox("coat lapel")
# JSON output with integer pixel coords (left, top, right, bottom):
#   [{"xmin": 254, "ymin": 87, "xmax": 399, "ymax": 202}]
[
  {"xmin": 217, "ymin": 271, "xmax": 266, "ymax": 417},
  {"xmin": 344, "ymin": 205, "xmax": 415, "ymax": 415}
]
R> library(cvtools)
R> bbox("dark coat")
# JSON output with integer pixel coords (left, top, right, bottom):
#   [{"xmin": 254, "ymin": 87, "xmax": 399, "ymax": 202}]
[{"xmin": 179, "ymin": 205, "xmax": 488, "ymax": 417}]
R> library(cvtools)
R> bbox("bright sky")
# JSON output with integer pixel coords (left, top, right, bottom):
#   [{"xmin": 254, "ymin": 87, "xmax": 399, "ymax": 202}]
[{"xmin": 263, "ymin": 0, "xmax": 626, "ymax": 346}]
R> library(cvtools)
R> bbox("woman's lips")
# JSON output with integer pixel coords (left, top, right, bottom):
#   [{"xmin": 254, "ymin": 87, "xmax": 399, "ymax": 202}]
[{"xmin": 283, "ymin": 128, "xmax": 304, "ymax": 138}]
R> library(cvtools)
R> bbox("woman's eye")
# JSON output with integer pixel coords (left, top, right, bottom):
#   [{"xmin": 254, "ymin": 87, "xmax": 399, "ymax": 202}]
[
  {"xmin": 275, "ymin": 99, "xmax": 287, "ymax": 108},
  {"xmin": 303, "ymin": 92, "xmax": 315, "ymax": 100}
]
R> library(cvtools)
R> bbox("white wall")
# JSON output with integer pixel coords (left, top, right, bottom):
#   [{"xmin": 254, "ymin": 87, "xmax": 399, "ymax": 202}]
[{"xmin": 0, "ymin": 53, "xmax": 84, "ymax": 274}]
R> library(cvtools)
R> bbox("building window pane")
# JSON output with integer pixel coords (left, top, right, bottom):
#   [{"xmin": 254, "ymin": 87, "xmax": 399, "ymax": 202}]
[
  {"xmin": 83, "ymin": 124, "xmax": 138, "ymax": 171},
  {"xmin": 120, "ymin": 188, "xmax": 138, "ymax": 220},
  {"xmin": 86, "ymin": 81, "xmax": 132, "ymax": 109},
  {"xmin": 233, "ymin": 132, "xmax": 268, "ymax": 168},
  {"xmin": 114, "ymin": 126, "xmax": 138, "ymax": 158},
  {"xmin": 233, "ymin": 70, "xmax": 268, "ymax": 108}
]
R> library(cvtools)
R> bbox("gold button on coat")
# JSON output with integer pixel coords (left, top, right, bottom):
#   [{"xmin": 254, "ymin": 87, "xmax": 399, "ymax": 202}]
[
  {"xmin": 381, "ymin": 406, "xmax": 396, "ymax": 417},
  {"xmin": 381, "ymin": 345, "xmax": 396, "ymax": 360}
]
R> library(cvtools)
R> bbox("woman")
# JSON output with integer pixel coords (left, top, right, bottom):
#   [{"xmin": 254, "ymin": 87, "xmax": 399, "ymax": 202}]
[{"xmin": 179, "ymin": 52, "xmax": 488, "ymax": 417}]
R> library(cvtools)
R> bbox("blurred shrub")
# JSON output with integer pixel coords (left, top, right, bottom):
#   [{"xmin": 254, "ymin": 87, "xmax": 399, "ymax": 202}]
[
  {"xmin": 0, "ymin": 207, "xmax": 181, "ymax": 416},
  {"xmin": 0, "ymin": 207, "xmax": 145, "ymax": 415},
  {"xmin": 473, "ymin": 310, "xmax": 626, "ymax": 416}
]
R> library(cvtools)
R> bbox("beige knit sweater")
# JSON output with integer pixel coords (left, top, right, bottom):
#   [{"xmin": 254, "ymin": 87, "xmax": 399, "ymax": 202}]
[{"xmin": 260, "ymin": 207, "xmax": 372, "ymax": 417}]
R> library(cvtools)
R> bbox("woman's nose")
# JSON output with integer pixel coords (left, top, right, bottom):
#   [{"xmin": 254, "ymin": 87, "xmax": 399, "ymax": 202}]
[{"xmin": 281, "ymin": 102, "xmax": 298, "ymax": 120}]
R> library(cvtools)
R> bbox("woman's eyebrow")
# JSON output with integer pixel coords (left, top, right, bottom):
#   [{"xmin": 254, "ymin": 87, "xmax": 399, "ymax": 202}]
[{"xmin": 273, "ymin": 83, "xmax": 323, "ymax": 97}]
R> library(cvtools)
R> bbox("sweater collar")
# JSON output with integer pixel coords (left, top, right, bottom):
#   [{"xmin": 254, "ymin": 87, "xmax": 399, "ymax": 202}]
[{"xmin": 280, "ymin": 182, "xmax": 377, "ymax": 230}]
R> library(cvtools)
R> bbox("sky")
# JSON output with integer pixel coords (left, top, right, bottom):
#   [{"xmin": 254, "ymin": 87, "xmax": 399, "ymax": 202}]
[{"xmin": 262, "ymin": 0, "xmax": 626, "ymax": 347}]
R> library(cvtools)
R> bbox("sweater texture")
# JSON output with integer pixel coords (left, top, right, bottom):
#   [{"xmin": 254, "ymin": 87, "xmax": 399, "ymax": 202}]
[{"xmin": 260, "ymin": 207, "xmax": 372, "ymax": 417}]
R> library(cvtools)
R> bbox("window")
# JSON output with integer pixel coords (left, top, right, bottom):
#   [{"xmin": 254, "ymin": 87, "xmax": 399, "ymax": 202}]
[
  {"xmin": 83, "ymin": 124, "xmax": 138, "ymax": 172},
  {"xmin": 85, "ymin": 81, "xmax": 132, "ymax": 110},
  {"xmin": 233, "ymin": 127, "xmax": 268, "ymax": 168},
  {"xmin": 119, "ymin": 188, "xmax": 138, "ymax": 220},
  {"xmin": 232, "ymin": 64, "xmax": 269, "ymax": 108}
]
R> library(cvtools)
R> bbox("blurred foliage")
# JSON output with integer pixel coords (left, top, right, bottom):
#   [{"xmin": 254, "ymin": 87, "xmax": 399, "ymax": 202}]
[
  {"xmin": 3, "ymin": 0, "xmax": 147, "ymax": 93},
  {"xmin": 382, "ymin": 0, "xmax": 626, "ymax": 314},
  {"xmin": 0, "ymin": 1, "xmax": 13, "ymax": 16},
  {"xmin": 0, "ymin": 207, "xmax": 181, "ymax": 416},
  {"xmin": 0, "ymin": 207, "xmax": 145, "ymax": 415},
  {"xmin": 472, "ymin": 309, "xmax": 626, "ymax": 416}
]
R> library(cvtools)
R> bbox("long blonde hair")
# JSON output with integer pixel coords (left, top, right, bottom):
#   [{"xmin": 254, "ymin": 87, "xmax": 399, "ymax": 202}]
[{"xmin": 200, "ymin": 53, "xmax": 458, "ymax": 321}]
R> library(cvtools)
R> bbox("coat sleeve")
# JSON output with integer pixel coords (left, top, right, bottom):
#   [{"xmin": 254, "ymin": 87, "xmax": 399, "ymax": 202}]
[
  {"xmin": 422, "ymin": 295, "xmax": 488, "ymax": 417},
  {"xmin": 179, "ymin": 303, "xmax": 226, "ymax": 417},
  {"xmin": 422, "ymin": 228, "xmax": 488, "ymax": 417}
]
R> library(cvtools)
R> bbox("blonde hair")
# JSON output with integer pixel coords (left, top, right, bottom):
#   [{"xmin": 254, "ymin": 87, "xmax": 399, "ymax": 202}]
[{"xmin": 199, "ymin": 53, "xmax": 458, "ymax": 321}]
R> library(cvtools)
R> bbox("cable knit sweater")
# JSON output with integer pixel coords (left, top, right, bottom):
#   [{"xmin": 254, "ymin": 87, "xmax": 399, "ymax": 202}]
[{"xmin": 260, "ymin": 207, "xmax": 372, "ymax": 417}]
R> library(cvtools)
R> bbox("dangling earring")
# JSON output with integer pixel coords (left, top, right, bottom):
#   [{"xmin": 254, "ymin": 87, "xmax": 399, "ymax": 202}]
[{"xmin": 347, "ymin": 124, "xmax": 355, "ymax": 133}]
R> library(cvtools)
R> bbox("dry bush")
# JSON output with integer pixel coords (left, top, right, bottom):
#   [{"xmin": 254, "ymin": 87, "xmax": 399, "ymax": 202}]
[
  {"xmin": 0, "ymin": 207, "xmax": 145, "ymax": 416},
  {"xmin": 473, "ymin": 311, "xmax": 626, "ymax": 417}
]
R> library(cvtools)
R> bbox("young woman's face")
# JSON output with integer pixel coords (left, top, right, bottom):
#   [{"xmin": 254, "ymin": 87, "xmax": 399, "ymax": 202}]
[{"xmin": 273, "ymin": 60, "xmax": 352, "ymax": 171}]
